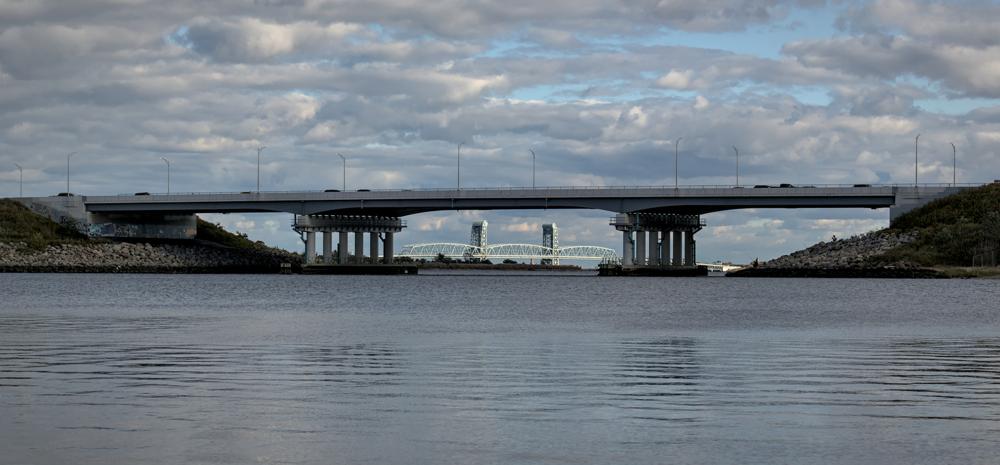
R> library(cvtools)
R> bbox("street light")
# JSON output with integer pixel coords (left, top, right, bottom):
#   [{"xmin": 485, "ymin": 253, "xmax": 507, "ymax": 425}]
[
  {"xmin": 66, "ymin": 151, "xmax": 77, "ymax": 194},
  {"xmin": 160, "ymin": 157, "xmax": 171, "ymax": 194},
  {"xmin": 337, "ymin": 153, "xmax": 346, "ymax": 191},
  {"xmin": 256, "ymin": 145, "xmax": 266, "ymax": 192},
  {"xmin": 529, "ymin": 149, "xmax": 536, "ymax": 188},
  {"xmin": 674, "ymin": 137, "xmax": 682, "ymax": 189},
  {"xmin": 457, "ymin": 142, "xmax": 464, "ymax": 190},
  {"xmin": 14, "ymin": 163, "xmax": 23, "ymax": 197},
  {"xmin": 950, "ymin": 142, "xmax": 957, "ymax": 186},
  {"xmin": 914, "ymin": 134, "xmax": 920, "ymax": 187},
  {"xmin": 732, "ymin": 146, "xmax": 739, "ymax": 187}
]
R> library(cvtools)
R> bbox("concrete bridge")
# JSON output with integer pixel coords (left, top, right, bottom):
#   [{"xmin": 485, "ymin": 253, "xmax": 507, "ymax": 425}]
[{"xmin": 15, "ymin": 183, "xmax": 972, "ymax": 268}]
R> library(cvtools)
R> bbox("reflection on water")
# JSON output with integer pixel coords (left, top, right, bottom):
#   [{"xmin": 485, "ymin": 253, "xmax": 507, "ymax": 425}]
[{"xmin": 2, "ymin": 274, "xmax": 1000, "ymax": 465}]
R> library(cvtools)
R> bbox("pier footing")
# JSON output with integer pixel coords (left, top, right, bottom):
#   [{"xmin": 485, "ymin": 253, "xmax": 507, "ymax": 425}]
[
  {"xmin": 598, "ymin": 265, "xmax": 708, "ymax": 277},
  {"xmin": 301, "ymin": 264, "xmax": 418, "ymax": 275}
]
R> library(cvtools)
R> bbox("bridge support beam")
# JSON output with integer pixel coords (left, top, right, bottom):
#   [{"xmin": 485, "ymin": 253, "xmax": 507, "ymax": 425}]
[
  {"xmin": 354, "ymin": 232, "xmax": 365, "ymax": 264},
  {"xmin": 370, "ymin": 232, "xmax": 379, "ymax": 263},
  {"xmin": 305, "ymin": 231, "xmax": 317, "ymax": 264}
]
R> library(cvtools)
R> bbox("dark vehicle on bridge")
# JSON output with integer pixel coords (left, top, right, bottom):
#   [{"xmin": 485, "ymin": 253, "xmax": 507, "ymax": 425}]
[
  {"xmin": 853, "ymin": 184, "xmax": 871, "ymax": 187},
  {"xmin": 778, "ymin": 183, "xmax": 795, "ymax": 188},
  {"xmin": 324, "ymin": 189, "xmax": 340, "ymax": 192},
  {"xmin": 56, "ymin": 192, "xmax": 74, "ymax": 197},
  {"xmin": 357, "ymin": 189, "xmax": 371, "ymax": 192},
  {"xmin": 134, "ymin": 192, "xmax": 150, "ymax": 196},
  {"xmin": 753, "ymin": 185, "xmax": 771, "ymax": 188}
]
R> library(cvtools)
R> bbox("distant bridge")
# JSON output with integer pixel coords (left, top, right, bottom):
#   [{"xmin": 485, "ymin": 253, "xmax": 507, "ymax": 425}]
[{"xmin": 398, "ymin": 242, "xmax": 619, "ymax": 262}]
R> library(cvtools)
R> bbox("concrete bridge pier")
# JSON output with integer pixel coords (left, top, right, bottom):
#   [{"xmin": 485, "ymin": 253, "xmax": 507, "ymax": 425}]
[
  {"xmin": 611, "ymin": 213, "xmax": 704, "ymax": 271},
  {"xmin": 293, "ymin": 215, "xmax": 405, "ymax": 269},
  {"xmin": 648, "ymin": 231, "xmax": 659, "ymax": 266},
  {"xmin": 354, "ymin": 233, "xmax": 365, "ymax": 264},
  {"xmin": 338, "ymin": 232, "xmax": 349, "ymax": 264},
  {"xmin": 305, "ymin": 231, "xmax": 317, "ymax": 264},
  {"xmin": 635, "ymin": 229, "xmax": 646, "ymax": 265},
  {"xmin": 370, "ymin": 232, "xmax": 379, "ymax": 264},
  {"xmin": 384, "ymin": 232, "xmax": 394, "ymax": 264},
  {"xmin": 621, "ymin": 231, "xmax": 633, "ymax": 266}
]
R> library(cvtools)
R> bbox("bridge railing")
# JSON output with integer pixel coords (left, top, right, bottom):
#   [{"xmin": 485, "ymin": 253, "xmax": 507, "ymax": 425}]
[{"xmin": 93, "ymin": 182, "xmax": 985, "ymax": 199}]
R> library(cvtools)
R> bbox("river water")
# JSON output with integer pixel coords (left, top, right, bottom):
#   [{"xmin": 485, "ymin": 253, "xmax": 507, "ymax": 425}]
[{"xmin": 2, "ymin": 272, "xmax": 999, "ymax": 465}]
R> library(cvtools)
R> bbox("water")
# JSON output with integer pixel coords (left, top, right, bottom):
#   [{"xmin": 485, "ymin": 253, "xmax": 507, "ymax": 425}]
[{"xmin": 2, "ymin": 272, "xmax": 999, "ymax": 465}]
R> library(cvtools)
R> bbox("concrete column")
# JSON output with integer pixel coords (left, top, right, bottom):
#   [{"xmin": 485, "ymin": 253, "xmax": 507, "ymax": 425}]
[
  {"xmin": 659, "ymin": 230, "xmax": 668, "ymax": 265},
  {"xmin": 672, "ymin": 230, "xmax": 682, "ymax": 266},
  {"xmin": 370, "ymin": 232, "xmax": 379, "ymax": 264},
  {"xmin": 621, "ymin": 231, "xmax": 633, "ymax": 266},
  {"xmin": 684, "ymin": 231, "xmax": 696, "ymax": 266},
  {"xmin": 647, "ymin": 231, "xmax": 658, "ymax": 266},
  {"xmin": 322, "ymin": 231, "xmax": 333, "ymax": 263},
  {"xmin": 354, "ymin": 232, "xmax": 365, "ymax": 264},
  {"xmin": 305, "ymin": 231, "xmax": 316, "ymax": 264},
  {"xmin": 384, "ymin": 232, "xmax": 394, "ymax": 264},
  {"xmin": 635, "ymin": 230, "xmax": 646, "ymax": 265},
  {"xmin": 338, "ymin": 231, "xmax": 349, "ymax": 264}
]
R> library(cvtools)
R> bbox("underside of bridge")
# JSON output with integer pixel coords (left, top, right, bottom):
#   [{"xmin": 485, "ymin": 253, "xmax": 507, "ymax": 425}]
[{"xmin": 292, "ymin": 214, "xmax": 405, "ymax": 265}]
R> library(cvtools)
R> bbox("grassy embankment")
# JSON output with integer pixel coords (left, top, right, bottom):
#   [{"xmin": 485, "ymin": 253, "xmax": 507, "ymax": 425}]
[
  {"xmin": 873, "ymin": 183, "xmax": 1000, "ymax": 275},
  {"xmin": 0, "ymin": 199, "xmax": 88, "ymax": 248}
]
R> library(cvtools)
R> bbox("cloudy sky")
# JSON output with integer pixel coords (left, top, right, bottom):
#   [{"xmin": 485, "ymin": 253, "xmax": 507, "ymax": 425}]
[{"xmin": 1, "ymin": 0, "xmax": 999, "ymax": 262}]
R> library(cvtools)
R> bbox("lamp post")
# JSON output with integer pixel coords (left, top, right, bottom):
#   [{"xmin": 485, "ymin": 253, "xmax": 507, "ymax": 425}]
[
  {"xmin": 914, "ymin": 134, "xmax": 920, "ymax": 187},
  {"xmin": 529, "ymin": 149, "xmax": 536, "ymax": 188},
  {"xmin": 674, "ymin": 137, "xmax": 682, "ymax": 189},
  {"xmin": 66, "ymin": 151, "xmax": 77, "ymax": 194},
  {"xmin": 457, "ymin": 142, "xmax": 463, "ymax": 190},
  {"xmin": 337, "ymin": 153, "xmax": 346, "ymax": 191},
  {"xmin": 14, "ymin": 163, "xmax": 22, "ymax": 197},
  {"xmin": 732, "ymin": 145, "xmax": 739, "ymax": 187},
  {"xmin": 256, "ymin": 145, "xmax": 266, "ymax": 192},
  {"xmin": 950, "ymin": 142, "xmax": 956, "ymax": 186},
  {"xmin": 160, "ymin": 157, "xmax": 171, "ymax": 194}
]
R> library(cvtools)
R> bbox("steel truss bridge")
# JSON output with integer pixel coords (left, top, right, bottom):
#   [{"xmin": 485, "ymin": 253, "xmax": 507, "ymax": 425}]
[{"xmin": 398, "ymin": 242, "xmax": 619, "ymax": 262}]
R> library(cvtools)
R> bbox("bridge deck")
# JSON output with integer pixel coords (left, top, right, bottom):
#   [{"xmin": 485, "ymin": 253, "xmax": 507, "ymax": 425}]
[{"xmin": 78, "ymin": 184, "xmax": 923, "ymax": 216}]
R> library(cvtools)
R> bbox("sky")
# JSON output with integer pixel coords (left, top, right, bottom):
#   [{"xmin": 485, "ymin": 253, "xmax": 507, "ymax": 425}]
[{"xmin": 1, "ymin": 0, "xmax": 999, "ymax": 263}]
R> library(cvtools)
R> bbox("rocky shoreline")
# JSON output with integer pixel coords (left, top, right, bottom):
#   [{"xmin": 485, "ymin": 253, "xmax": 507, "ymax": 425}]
[
  {"xmin": 0, "ymin": 241, "xmax": 300, "ymax": 274},
  {"xmin": 729, "ymin": 230, "xmax": 946, "ymax": 278}
]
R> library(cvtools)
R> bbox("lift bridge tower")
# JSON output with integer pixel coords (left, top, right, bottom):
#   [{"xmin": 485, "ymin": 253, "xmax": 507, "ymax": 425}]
[
  {"xmin": 541, "ymin": 223, "xmax": 558, "ymax": 265},
  {"xmin": 466, "ymin": 220, "xmax": 488, "ymax": 261}
]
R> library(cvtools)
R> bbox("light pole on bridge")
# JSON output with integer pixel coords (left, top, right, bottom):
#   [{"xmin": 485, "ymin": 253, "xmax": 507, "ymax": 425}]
[
  {"xmin": 674, "ymin": 137, "xmax": 682, "ymax": 189},
  {"xmin": 732, "ymin": 145, "xmax": 739, "ymax": 188},
  {"xmin": 14, "ymin": 163, "xmax": 22, "ymax": 197},
  {"xmin": 256, "ymin": 145, "xmax": 266, "ymax": 193},
  {"xmin": 457, "ymin": 142, "xmax": 463, "ymax": 190},
  {"xmin": 529, "ymin": 149, "xmax": 536, "ymax": 188},
  {"xmin": 950, "ymin": 142, "xmax": 957, "ymax": 186},
  {"xmin": 914, "ymin": 134, "xmax": 920, "ymax": 187},
  {"xmin": 337, "ymin": 153, "xmax": 346, "ymax": 191},
  {"xmin": 66, "ymin": 151, "xmax": 77, "ymax": 195},
  {"xmin": 160, "ymin": 157, "xmax": 171, "ymax": 194}
]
